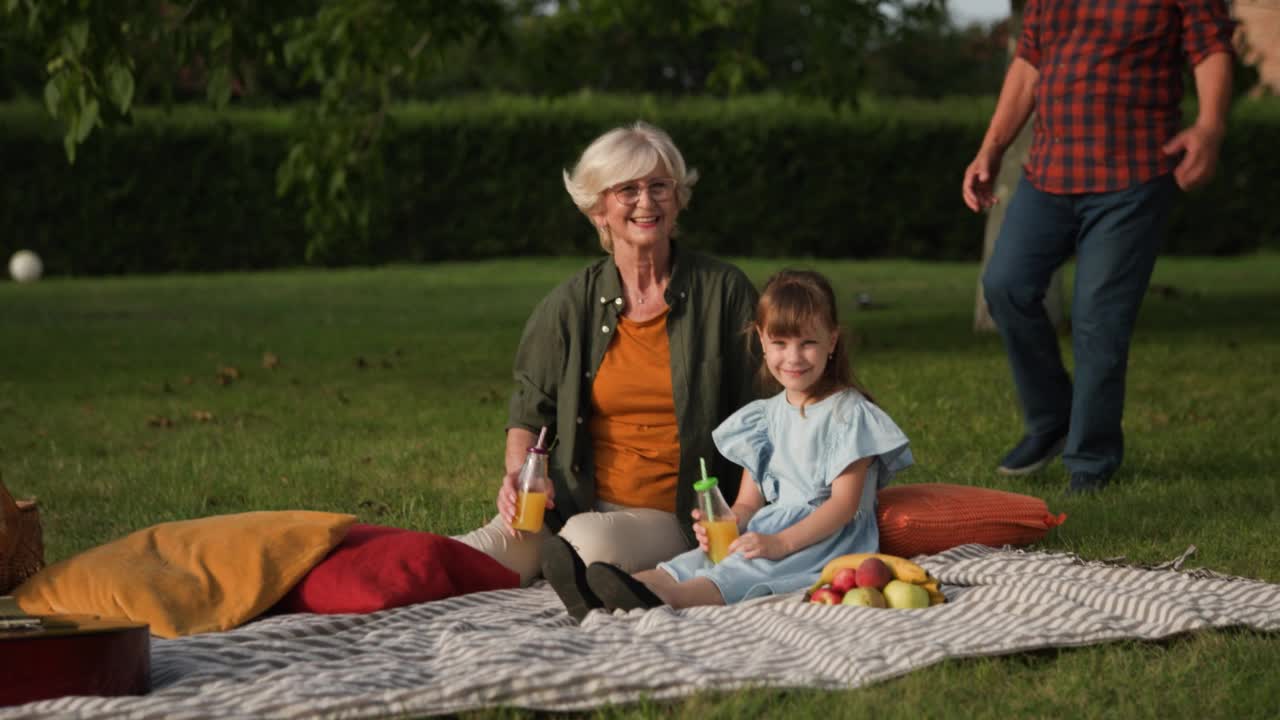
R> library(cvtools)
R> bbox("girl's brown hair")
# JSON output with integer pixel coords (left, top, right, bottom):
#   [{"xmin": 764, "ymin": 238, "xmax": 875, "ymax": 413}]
[{"xmin": 753, "ymin": 269, "xmax": 876, "ymax": 405}]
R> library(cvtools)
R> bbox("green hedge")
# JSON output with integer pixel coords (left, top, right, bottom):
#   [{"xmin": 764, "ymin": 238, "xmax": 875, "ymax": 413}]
[{"xmin": 2, "ymin": 95, "xmax": 1277, "ymax": 275}]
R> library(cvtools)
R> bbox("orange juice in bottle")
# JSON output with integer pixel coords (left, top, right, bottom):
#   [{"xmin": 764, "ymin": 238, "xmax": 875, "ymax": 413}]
[
  {"xmin": 512, "ymin": 429, "xmax": 550, "ymax": 532},
  {"xmin": 513, "ymin": 489, "xmax": 547, "ymax": 532},
  {"xmin": 694, "ymin": 475, "xmax": 737, "ymax": 564}
]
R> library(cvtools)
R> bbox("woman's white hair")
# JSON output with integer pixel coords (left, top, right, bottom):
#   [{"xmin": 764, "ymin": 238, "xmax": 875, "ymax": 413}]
[{"xmin": 562, "ymin": 121, "xmax": 699, "ymax": 252}]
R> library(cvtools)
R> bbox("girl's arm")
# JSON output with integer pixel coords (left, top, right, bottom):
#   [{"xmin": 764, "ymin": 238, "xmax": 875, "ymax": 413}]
[
  {"xmin": 728, "ymin": 457, "xmax": 871, "ymax": 561},
  {"xmin": 729, "ymin": 468, "xmax": 765, "ymax": 531}
]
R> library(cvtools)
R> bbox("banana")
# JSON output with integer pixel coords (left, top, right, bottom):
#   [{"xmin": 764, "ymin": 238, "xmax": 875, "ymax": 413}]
[{"xmin": 808, "ymin": 552, "xmax": 946, "ymax": 606}]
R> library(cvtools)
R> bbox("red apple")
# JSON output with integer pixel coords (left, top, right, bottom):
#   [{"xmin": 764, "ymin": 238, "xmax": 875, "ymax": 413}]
[
  {"xmin": 809, "ymin": 586, "xmax": 844, "ymax": 605},
  {"xmin": 856, "ymin": 557, "xmax": 893, "ymax": 590},
  {"xmin": 830, "ymin": 567, "xmax": 859, "ymax": 594}
]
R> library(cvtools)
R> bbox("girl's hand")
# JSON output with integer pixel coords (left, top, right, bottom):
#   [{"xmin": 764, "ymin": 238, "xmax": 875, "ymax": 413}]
[
  {"xmin": 690, "ymin": 509, "xmax": 709, "ymax": 553},
  {"xmin": 728, "ymin": 532, "xmax": 787, "ymax": 561}
]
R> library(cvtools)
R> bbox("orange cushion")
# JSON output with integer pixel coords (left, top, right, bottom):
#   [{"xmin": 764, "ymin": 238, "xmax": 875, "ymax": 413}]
[
  {"xmin": 876, "ymin": 483, "xmax": 1066, "ymax": 557},
  {"xmin": 14, "ymin": 511, "xmax": 355, "ymax": 638}
]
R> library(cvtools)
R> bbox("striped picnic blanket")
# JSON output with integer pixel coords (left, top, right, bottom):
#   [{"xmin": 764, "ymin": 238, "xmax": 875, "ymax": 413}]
[{"xmin": 4, "ymin": 544, "xmax": 1277, "ymax": 719}]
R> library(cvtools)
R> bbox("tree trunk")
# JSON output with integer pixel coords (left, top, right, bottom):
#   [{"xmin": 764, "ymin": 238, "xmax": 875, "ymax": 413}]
[{"xmin": 974, "ymin": 0, "xmax": 1066, "ymax": 334}]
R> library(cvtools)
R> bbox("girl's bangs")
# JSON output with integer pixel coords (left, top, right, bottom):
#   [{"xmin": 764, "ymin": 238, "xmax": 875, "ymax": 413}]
[{"xmin": 761, "ymin": 285, "xmax": 830, "ymax": 338}]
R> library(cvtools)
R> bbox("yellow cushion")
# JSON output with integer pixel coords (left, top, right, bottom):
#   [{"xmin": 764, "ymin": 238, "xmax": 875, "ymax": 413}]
[{"xmin": 13, "ymin": 511, "xmax": 355, "ymax": 638}]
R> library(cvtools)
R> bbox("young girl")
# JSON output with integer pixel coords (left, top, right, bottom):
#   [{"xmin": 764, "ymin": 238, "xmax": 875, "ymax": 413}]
[{"xmin": 543, "ymin": 269, "xmax": 913, "ymax": 614}]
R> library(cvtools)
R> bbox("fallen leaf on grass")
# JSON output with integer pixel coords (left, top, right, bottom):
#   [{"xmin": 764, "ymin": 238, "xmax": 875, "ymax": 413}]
[
  {"xmin": 216, "ymin": 366, "xmax": 241, "ymax": 385},
  {"xmin": 147, "ymin": 415, "xmax": 174, "ymax": 428},
  {"xmin": 191, "ymin": 410, "xmax": 215, "ymax": 422},
  {"xmin": 359, "ymin": 499, "xmax": 391, "ymax": 516},
  {"xmin": 262, "ymin": 352, "xmax": 280, "ymax": 370}
]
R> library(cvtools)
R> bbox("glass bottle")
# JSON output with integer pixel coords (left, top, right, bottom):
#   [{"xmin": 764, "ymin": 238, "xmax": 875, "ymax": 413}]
[
  {"xmin": 511, "ymin": 445, "xmax": 549, "ymax": 532},
  {"xmin": 694, "ymin": 476, "xmax": 738, "ymax": 563}
]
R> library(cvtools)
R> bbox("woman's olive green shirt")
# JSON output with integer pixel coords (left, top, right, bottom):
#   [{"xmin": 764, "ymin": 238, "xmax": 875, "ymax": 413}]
[{"xmin": 507, "ymin": 245, "xmax": 760, "ymax": 547}]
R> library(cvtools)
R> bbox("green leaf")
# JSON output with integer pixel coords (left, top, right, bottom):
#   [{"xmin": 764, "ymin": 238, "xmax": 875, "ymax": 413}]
[
  {"xmin": 62, "ymin": 132, "xmax": 77, "ymax": 164},
  {"xmin": 65, "ymin": 19, "xmax": 89, "ymax": 57},
  {"xmin": 74, "ymin": 98, "xmax": 99, "ymax": 143},
  {"xmin": 328, "ymin": 168, "xmax": 346, "ymax": 199},
  {"xmin": 43, "ymin": 77, "xmax": 61, "ymax": 118},
  {"xmin": 4, "ymin": 0, "xmax": 20, "ymax": 15},
  {"xmin": 104, "ymin": 62, "xmax": 135, "ymax": 114}
]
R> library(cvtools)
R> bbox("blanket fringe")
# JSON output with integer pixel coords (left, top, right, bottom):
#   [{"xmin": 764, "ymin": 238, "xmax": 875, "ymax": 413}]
[{"xmin": 982, "ymin": 543, "xmax": 1268, "ymax": 584}]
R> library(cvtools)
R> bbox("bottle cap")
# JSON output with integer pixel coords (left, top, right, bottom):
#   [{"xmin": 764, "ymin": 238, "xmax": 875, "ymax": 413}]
[{"xmin": 693, "ymin": 477, "xmax": 718, "ymax": 492}]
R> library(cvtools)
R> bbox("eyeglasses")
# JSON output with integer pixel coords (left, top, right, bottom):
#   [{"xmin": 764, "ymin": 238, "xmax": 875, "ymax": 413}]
[{"xmin": 607, "ymin": 178, "xmax": 676, "ymax": 205}]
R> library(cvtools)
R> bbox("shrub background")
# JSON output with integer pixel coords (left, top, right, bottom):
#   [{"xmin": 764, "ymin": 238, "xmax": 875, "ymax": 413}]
[{"xmin": 3, "ymin": 95, "xmax": 1277, "ymax": 275}]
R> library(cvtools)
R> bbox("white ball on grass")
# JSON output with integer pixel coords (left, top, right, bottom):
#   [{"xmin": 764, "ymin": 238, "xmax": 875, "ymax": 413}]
[{"xmin": 8, "ymin": 250, "xmax": 43, "ymax": 283}]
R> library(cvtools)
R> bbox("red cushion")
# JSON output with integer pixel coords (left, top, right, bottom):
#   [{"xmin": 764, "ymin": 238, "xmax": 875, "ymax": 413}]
[
  {"xmin": 876, "ymin": 483, "xmax": 1067, "ymax": 557},
  {"xmin": 274, "ymin": 524, "xmax": 519, "ymax": 614}
]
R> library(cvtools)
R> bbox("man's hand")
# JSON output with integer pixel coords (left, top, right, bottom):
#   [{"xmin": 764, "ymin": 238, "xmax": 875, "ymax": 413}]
[
  {"xmin": 1162, "ymin": 123, "xmax": 1225, "ymax": 192},
  {"xmin": 962, "ymin": 146, "xmax": 1004, "ymax": 212}
]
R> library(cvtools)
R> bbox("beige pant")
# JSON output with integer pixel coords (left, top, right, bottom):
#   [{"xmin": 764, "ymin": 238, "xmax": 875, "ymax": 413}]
[{"xmin": 454, "ymin": 501, "xmax": 690, "ymax": 587}]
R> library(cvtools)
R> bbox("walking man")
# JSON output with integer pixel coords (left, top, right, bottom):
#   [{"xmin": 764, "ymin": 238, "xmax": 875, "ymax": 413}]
[{"xmin": 962, "ymin": 1, "xmax": 1236, "ymax": 494}]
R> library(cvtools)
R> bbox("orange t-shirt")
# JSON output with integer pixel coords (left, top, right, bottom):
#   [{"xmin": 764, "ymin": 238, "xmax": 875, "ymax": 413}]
[{"xmin": 589, "ymin": 309, "xmax": 680, "ymax": 512}]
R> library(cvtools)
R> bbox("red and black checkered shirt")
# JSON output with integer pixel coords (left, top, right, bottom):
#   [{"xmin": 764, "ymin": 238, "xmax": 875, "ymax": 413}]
[{"xmin": 1016, "ymin": 0, "xmax": 1236, "ymax": 194}]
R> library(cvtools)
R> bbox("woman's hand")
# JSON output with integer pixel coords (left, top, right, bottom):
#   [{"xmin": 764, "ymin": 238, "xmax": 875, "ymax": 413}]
[
  {"xmin": 497, "ymin": 470, "xmax": 555, "ymax": 537},
  {"xmin": 496, "ymin": 470, "xmax": 521, "ymax": 535},
  {"xmin": 728, "ymin": 532, "xmax": 788, "ymax": 561}
]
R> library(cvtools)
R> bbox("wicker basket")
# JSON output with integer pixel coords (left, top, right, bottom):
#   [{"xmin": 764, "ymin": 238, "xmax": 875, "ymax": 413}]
[{"xmin": 1, "ymin": 476, "xmax": 44, "ymax": 595}]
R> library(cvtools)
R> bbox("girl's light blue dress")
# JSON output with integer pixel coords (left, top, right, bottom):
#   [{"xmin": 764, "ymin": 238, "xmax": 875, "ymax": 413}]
[{"xmin": 658, "ymin": 388, "xmax": 912, "ymax": 604}]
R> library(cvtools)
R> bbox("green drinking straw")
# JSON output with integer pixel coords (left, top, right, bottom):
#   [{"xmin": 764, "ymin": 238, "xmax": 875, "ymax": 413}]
[{"xmin": 697, "ymin": 457, "xmax": 714, "ymax": 519}]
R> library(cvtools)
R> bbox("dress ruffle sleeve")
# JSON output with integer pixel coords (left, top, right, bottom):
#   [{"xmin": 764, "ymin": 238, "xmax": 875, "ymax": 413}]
[
  {"xmin": 711, "ymin": 399, "xmax": 772, "ymax": 484},
  {"xmin": 823, "ymin": 393, "xmax": 913, "ymax": 489}
]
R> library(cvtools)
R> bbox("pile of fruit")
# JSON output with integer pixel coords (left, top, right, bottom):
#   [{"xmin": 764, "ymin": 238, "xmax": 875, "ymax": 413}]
[{"xmin": 804, "ymin": 553, "xmax": 945, "ymax": 608}]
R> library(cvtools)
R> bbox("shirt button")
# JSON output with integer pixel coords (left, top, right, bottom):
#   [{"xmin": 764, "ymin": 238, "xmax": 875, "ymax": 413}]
[
  {"xmin": 584, "ymin": 371, "xmax": 591, "ymax": 378},
  {"xmin": 680, "ymin": 291, "xmax": 686, "ymax": 298},
  {"xmin": 599, "ymin": 296, "xmax": 608, "ymax": 304},
  {"xmin": 614, "ymin": 298, "xmax": 623, "ymax": 306},
  {"xmin": 601, "ymin": 325, "xmax": 610, "ymax": 333},
  {"xmin": 571, "ymin": 463, "xmax": 580, "ymax": 473},
  {"xmin": 576, "ymin": 416, "xmax": 583, "ymax": 424}
]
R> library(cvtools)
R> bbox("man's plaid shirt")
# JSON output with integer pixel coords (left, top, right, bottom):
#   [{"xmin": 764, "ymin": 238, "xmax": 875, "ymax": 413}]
[{"xmin": 1016, "ymin": 0, "xmax": 1236, "ymax": 194}]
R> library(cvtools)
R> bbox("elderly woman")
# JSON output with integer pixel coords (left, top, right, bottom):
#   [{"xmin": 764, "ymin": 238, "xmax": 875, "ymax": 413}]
[{"xmin": 456, "ymin": 122, "xmax": 759, "ymax": 618}]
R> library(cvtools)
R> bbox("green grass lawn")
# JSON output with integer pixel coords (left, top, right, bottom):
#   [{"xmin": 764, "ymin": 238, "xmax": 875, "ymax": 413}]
[{"xmin": 2, "ymin": 254, "xmax": 1277, "ymax": 718}]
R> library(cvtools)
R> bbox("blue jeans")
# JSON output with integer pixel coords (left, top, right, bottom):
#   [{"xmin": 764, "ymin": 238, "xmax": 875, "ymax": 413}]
[{"xmin": 982, "ymin": 174, "xmax": 1176, "ymax": 478}]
